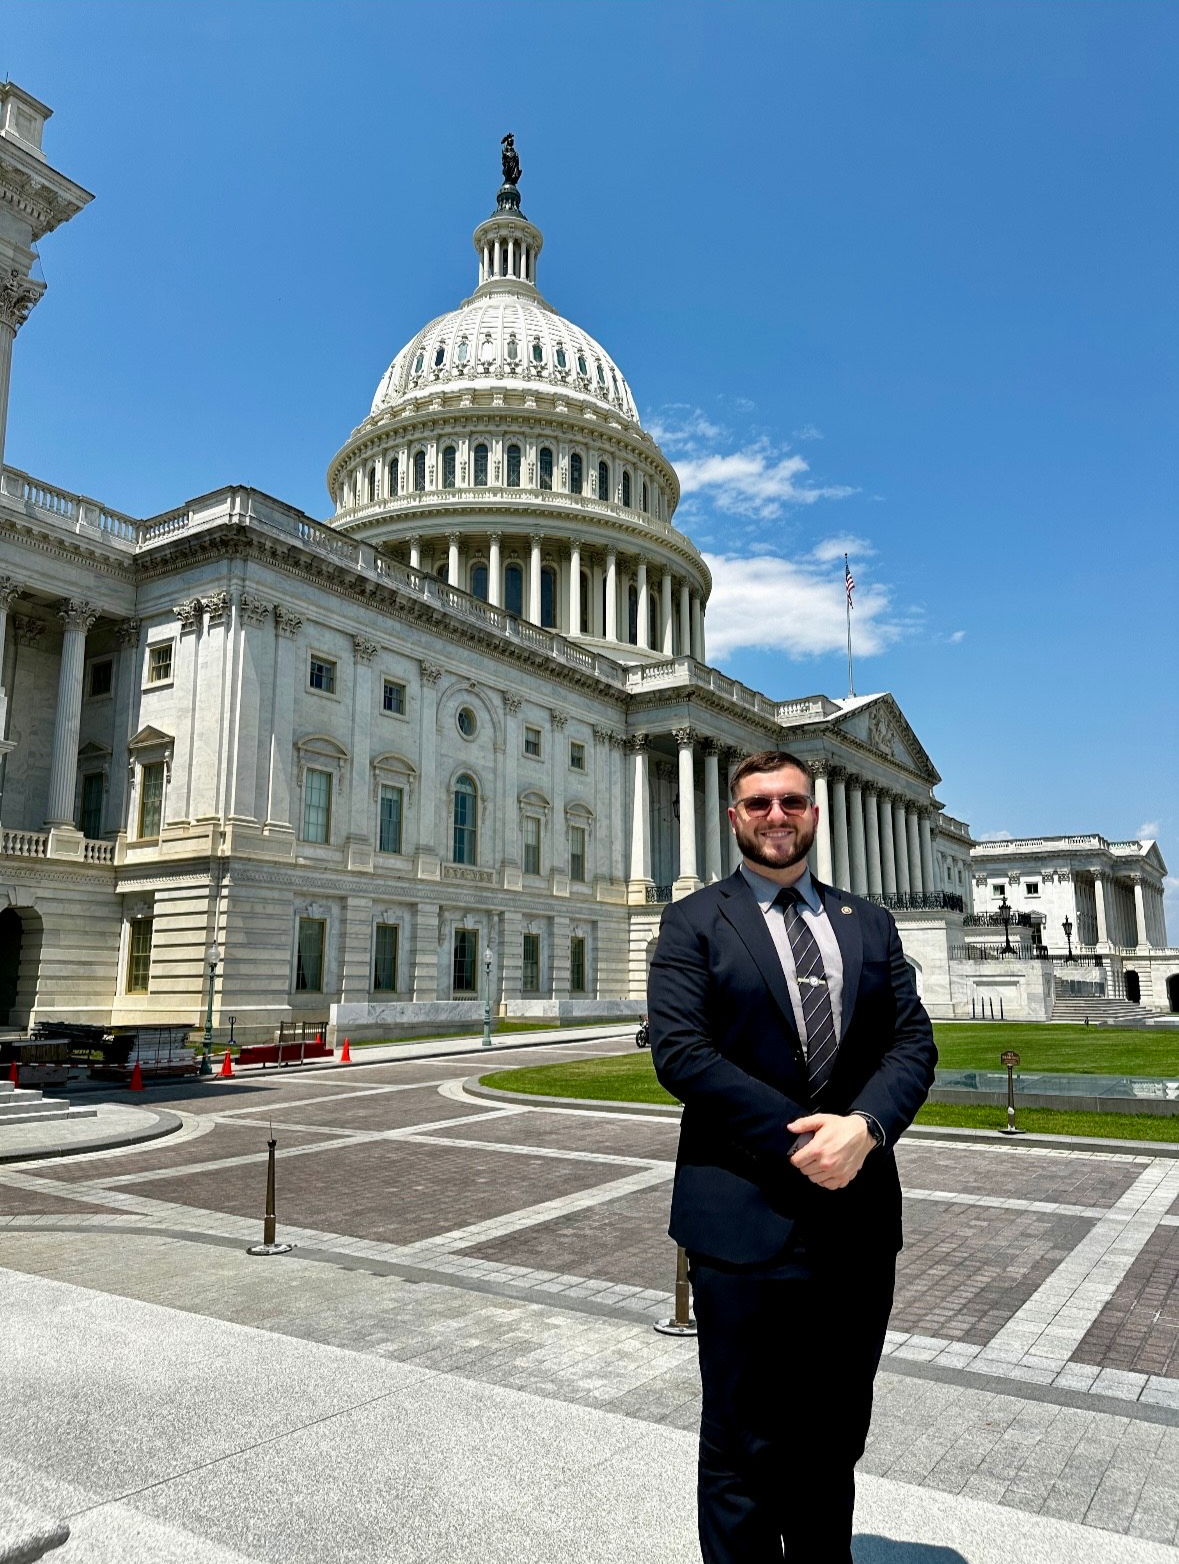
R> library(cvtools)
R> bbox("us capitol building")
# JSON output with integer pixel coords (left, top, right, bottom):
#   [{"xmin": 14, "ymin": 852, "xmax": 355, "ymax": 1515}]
[{"xmin": 1, "ymin": 94, "xmax": 1172, "ymax": 1038}]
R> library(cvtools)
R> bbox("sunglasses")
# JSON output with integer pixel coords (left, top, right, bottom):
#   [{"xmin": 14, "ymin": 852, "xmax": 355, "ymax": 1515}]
[{"xmin": 735, "ymin": 793, "xmax": 814, "ymax": 818}]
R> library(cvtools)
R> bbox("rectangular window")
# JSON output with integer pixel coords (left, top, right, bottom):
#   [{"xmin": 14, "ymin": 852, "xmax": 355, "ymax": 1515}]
[
  {"xmin": 373, "ymin": 923, "xmax": 399, "ymax": 992},
  {"xmin": 524, "ymin": 725, "xmax": 542, "ymax": 758},
  {"xmin": 382, "ymin": 678, "xmax": 406, "ymax": 715},
  {"xmin": 147, "ymin": 643, "xmax": 173, "ymax": 684},
  {"xmin": 378, "ymin": 784, "xmax": 404, "ymax": 854},
  {"xmin": 295, "ymin": 917, "xmax": 325, "ymax": 991},
  {"xmin": 523, "ymin": 815, "xmax": 541, "ymax": 876},
  {"xmin": 126, "ymin": 918, "xmax": 153, "ymax": 993},
  {"xmin": 522, "ymin": 933, "xmax": 540, "ymax": 994},
  {"xmin": 1026, "ymin": 881, "xmax": 1040, "ymax": 897},
  {"xmin": 991, "ymin": 883, "xmax": 1005, "ymax": 897},
  {"xmin": 452, "ymin": 929, "xmax": 478, "ymax": 994},
  {"xmin": 309, "ymin": 656, "xmax": 336, "ymax": 693},
  {"xmin": 138, "ymin": 762, "xmax": 165, "ymax": 838},
  {"xmin": 89, "ymin": 659, "xmax": 113, "ymax": 698},
  {"xmin": 570, "ymin": 825, "xmax": 587, "ymax": 884},
  {"xmin": 570, "ymin": 935, "xmax": 587, "ymax": 994},
  {"xmin": 570, "ymin": 741, "xmax": 586, "ymax": 771},
  {"xmin": 303, "ymin": 768, "xmax": 332, "ymax": 844},
  {"xmin": 79, "ymin": 773, "xmax": 104, "ymax": 839}
]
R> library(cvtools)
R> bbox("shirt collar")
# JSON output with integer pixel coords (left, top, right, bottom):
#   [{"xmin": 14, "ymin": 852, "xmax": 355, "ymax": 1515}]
[{"xmin": 739, "ymin": 862, "xmax": 823, "ymax": 915}]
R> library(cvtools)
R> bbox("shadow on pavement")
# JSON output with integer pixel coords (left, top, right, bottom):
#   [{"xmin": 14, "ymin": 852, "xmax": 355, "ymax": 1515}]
[{"xmin": 855, "ymin": 1539, "xmax": 969, "ymax": 1563}]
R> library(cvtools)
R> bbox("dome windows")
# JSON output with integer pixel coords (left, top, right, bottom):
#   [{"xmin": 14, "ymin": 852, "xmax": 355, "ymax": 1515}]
[
  {"xmin": 471, "ymin": 563, "xmax": 489, "ymax": 601},
  {"xmin": 456, "ymin": 338, "xmax": 469, "ymax": 364},
  {"xmin": 413, "ymin": 451, "xmax": 426, "ymax": 491},
  {"xmin": 506, "ymin": 444, "xmax": 522, "ymax": 487},
  {"xmin": 473, "ymin": 443, "xmax": 489, "ymax": 487},
  {"xmin": 570, "ymin": 452, "xmax": 583, "ymax": 494},
  {"xmin": 434, "ymin": 343, "xmax": 447, "ymax": 369},
  {"xmin": 479, "ymin": 335, "xmax": 495, "ymax": 365},
  {"xmin": 442, "ymin": 445, "xmax": 457, "ymax": 490},
  {"xmin": 622, "ymin": 471, "xmax": 631, "ymax": 508},
  {"xmin": 389, "ymin": 455, "xmax": 399, "ymax": 494},
  {"xmin": 555, "ymin": 346, "xmax": 567, "ymax": 371},
  {"xmin": 505, "ymin": 563, "xmax": 524, "ymax": 616},
  {"xmin": 577, "ymin": 352, "xmax": 588, "ymax": 378},
  {"xmin": 610, "ymin": 369, "xmax": 621, "ymax": 400},
  {"xmin": 539, "ymin": 447, "xmax": 553, "ymax": 491},
  {"xmin": 540, "ymin": 567, "xmax": 557, "ymax": 629},
  {"xmin": 506, "ymin": 334, "xmax": 519, "ymax": 362},
  {"xmin": 532, "ymin": 340, "xmax": 544, "ymax": 365},
  {"xmin": 642, "ymin": 480, "xmax": 649, "ymax": 513},
  {"xmin": 413, "ymin": 351, "xmax": 425, "ymax": 375},
  {"xmin": 598, "ymin": 460, "xmax": 610, "ymax": 501},
  {"xmin": 596, "ymin": 362, "xmax": 607, "ymax": 388}
]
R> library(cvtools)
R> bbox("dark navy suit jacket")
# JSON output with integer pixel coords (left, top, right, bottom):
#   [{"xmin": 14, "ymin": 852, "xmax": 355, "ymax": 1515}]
[{"xmin": 648, "ymin": 869, "xmax": 937, "ymax": 1267}]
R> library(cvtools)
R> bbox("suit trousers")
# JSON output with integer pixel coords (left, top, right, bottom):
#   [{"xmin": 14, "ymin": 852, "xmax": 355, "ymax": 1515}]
[{"xmin": 689, "ymin": 1249, "xmax": 896, "ymax": 1564}]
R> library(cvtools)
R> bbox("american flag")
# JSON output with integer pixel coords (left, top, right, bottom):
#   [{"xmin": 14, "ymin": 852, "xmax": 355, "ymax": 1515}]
[{"xmin": 844, "ymin": 555, "xmax": 855, "ymax": 608}]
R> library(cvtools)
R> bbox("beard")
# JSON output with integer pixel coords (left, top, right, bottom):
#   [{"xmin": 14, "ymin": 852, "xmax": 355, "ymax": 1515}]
[{"xmin": 732, "ymin": 811, "xmax": 817, "ymax": 872}]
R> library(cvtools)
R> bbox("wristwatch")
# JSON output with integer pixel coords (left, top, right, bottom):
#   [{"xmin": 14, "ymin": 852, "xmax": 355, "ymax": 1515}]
[{"xmin": 853, "ymin": 1111, "xmax": 885, "ymax": 1150}]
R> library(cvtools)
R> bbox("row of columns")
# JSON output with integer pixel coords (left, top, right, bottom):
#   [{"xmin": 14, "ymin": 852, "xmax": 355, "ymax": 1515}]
[
  {"xmin": 1092, "ymin": 872, "xmax": 1164, "ymax": 950},
  {"xmin": 628, "ymin": 730, "xmax": 728, "ymax": 896},
  {"xmin": 411, "ymin": 533, "xmax": 706, "ymax": 659},
  {"xmin": 813, "ymin": 763, "xmax": 935, "ymax": 899}
]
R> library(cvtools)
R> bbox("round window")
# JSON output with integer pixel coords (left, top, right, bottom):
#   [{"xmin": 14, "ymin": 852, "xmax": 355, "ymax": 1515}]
[{"xmin": 457, "ymin": 707, "xmax": 478, "ymax": 739}]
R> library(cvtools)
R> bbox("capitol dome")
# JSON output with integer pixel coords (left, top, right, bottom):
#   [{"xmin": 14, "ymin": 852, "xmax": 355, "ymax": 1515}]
[{"xmin": 326, "ymin": 141, "xmax": 710, "ymax": 664}]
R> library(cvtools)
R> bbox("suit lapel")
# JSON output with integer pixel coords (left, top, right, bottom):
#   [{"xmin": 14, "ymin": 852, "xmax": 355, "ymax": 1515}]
[
  {"xmin": 819, "ymin": 880, "xmax": 863, "ymax": 1039},
  {"xmin": 718, "ymin": 870, "xmax": 800, "ymax": 1039}
]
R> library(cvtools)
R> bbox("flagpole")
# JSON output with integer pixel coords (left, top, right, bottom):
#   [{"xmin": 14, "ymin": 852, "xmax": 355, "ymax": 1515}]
[{"xmin": 845, "ymin": 553, "xmax": 855, "ymax": 699}]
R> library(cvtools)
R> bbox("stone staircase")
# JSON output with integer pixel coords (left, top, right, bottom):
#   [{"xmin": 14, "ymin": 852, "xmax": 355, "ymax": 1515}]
[
  {"xmin": 1051, "ymin": 995, "xmax": 1159, "ymax": 1026},
  {"xmin": 0, "ymin": 1080, "xmax": 97, "ymax": 1124}
]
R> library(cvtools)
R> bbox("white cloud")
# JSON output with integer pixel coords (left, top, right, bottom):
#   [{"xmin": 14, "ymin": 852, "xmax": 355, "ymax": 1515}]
[
  {"xmin": 811, "ymin": 535, "xmax": 877, "ymax": 565},
  {"xmin": 793, "ymin": 423, "xmax": 824, "ymax": 441},
  {"xmin": 646, "ymin": 405, "xmax": 727, "ymax": 450},
  {"xmin": 1137, "ymin": 820, "xmax": 1161, "ymax": 839},
  {"xmin": 977, "ymin": 831, "xmax": 1013, "ymax": 841},
  {"xmin": 948, "ymin": 630, "xmax": 967, "ymax": 644},
  {"xmin": 674, "ymin": 442, "xmax": 856, "ymax": 519},
  {"xmin": 701, "ymin": 551, "xmax": 903, "ymax": 659}
]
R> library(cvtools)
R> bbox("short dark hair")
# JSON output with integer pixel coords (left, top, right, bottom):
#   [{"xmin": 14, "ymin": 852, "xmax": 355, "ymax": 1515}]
[{"xmin": 729, "ymin": 750, "xmax": 814, "ymax": 800}]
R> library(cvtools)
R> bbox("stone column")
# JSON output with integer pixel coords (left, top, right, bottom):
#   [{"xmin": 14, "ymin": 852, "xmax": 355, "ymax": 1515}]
[
  {"xmin": 226, "ymin": 597, "xmax": 270, "ymax": 825},
  {"xmin": 346, "ymin": 636, "xmax": 377, "ymax": 870},
  {"xmin": 864, "ymin": 787, "xmax": 883, "ymax": 897},
  {"xmin": 679, "ymin": 582, "xmax": 691, "ymax": 658},
  {"xmin": 691, "ymin": 596, "xmax": 704, "ymax": 661},
  {"xmin": 892, "ymin": 800, "xmax": 911, "ymax": 895},
  {"xmin": 673, "ymin": 727, "xmax": 700, "ymax": 895},
  {"xmin": 1132, "ymin": 876, "xmax": 1148, "ymax": 948},
  {"xmin": 0, "ymin": 575, "xmax": 19, "ymax": 747},
  {"xmin": 265, "ymin": 606, "xmax": 302, "ymax": 832},
  {"xmin": 569, "ymin": 539, "xmax": 581, "ymax": 633},
  {"xmin": 636, "ymin": 558, "xmax": 649, "ymax": 647},
  {"xmin": 414, "ymin": 662, "xmax": 443, "ymax": 878},
  {"xmin": 661, "ymin": 569, "xmax": 674, "ymax": 655},
  {"xmin": 447, "ymin": 532, "xmax": 461, "ymax": 587},
  {"xmin": 879, "ymin": 792, "xmax": 897, "ymax": 895},
  {"xmin": 605, "ymin": 548, "xmax": 618, "ymax": 640},
  {"xmin": 45, "ymin": 599, "xmax": 98, "ymax": 827},
  {"xmin": 409, "ymin": 534, "xmax": 422, "ymax": 571},
  {"xmin": 906, "ymin": 808, "xmax": 923, "ymax": 896},
  {"xmin": 529, "ymin": 534, "xmax": 543, "ymax": 624},
  {"xmin": 848, "ymin": 778, "xmax": 867, "ymax": 895},
  {"xmin": 830, "ymin": 770, "xmax": 850, "ymax": 891},
  {"xmin": 627, "ymin": 735, "xmax": 652, "ymax": 901},
  {"xmin": 812, "ymin": 761, "xmax": 834, "ymax": 884},
  {"xmin": 727, "ymin": 751, "xmax": 744, "ymax": 873},
  {"xmin": 485, "ymin": 533, "xmax": 501, "ymax": 607},
  {"xmin": 107, "ymin": 617, "xmax": 142, "ymax": 834},
  {"xmin": 703, "ymin": 743, "xmax": 722, "ymax": 884},
  {"xmin": 919, "ymin": 810, "xmax": 935, "ymax": 900}
]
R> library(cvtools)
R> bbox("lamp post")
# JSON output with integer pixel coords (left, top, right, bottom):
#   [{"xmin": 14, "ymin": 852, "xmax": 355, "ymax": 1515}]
[
  {"xmin": 1062, "ymin": 915, "xmax": 1074, "ymax": 963},
  {"xmin": 200, "ymin": 940, "xmax": 221, "ymax": 1075},
  {"xmin": 481, "ymin": 945, "xmax": 493, "ymax": 1048},
  {"xmin": 998, "ymin": 894, "xmax": 1014, "ymax": 955}
]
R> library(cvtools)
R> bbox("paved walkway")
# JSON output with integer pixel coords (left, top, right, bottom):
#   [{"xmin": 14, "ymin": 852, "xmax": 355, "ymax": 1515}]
[{"xmin": 3, "ymin": 1033, "xmax": 1179, "ymax": 1561}]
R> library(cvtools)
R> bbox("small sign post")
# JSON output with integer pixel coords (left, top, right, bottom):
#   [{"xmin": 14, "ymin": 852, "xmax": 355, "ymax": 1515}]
[{"xmin": 1000, "ymin": 1050, "xmax": 1022, "ymax": 1136}]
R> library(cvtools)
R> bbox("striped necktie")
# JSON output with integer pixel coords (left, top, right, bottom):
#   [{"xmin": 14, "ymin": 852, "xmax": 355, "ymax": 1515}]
[{"xmin": 774, "ymin": 886, "xmax": 839, "ymax": 1098}]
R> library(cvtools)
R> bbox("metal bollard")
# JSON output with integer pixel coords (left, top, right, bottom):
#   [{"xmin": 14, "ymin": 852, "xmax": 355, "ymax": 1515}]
[
  {"xmin": 246, "ymin": 1133, "xmax": 294, "ymax": 1255},
  {"xmin": 999, "ymin": 1049, "xmax": 1024, "ymax": 1136},
  {"xmin": 654, "ymin": 1244, "xmax": 696, "ymax": 1337}
]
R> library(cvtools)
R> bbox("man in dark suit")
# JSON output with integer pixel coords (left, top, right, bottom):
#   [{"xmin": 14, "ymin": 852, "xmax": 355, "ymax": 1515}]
[{"xmin": 648, "ymin": 749, "xmax": 936, "ymax": 1564}]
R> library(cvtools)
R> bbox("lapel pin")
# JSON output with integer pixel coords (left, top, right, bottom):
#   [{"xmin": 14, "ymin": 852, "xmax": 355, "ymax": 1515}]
[{"xmin": 840, "ymin": 906, "xmax": 853, "ymax": 915}]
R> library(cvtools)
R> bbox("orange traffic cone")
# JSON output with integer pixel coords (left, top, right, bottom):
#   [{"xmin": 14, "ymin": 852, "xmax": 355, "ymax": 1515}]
[
  {"xmin": 8, "ymin": 1058, "xmax": 19, "ymax": 1086},
  {"xmin": 129, "ymin": 1061, "xmax": 144, "ymax": 1091},
  {"xmin": 340, "ymin": 1037, "xmax": 352, "ymax": 1064},
  {"xmin": 219, "ymin": 1048, "xmax": 234, "ymax": 1078}
]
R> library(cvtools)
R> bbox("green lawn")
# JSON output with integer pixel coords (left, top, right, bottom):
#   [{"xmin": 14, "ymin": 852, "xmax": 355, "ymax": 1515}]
[
  {"xmin": 929, "ymin": 1023, "xmax": 1179, "ymax": 1076},
  {"xmin": 480, "ymin": 1043, "xmax": 1179, "ymax": 1143}
]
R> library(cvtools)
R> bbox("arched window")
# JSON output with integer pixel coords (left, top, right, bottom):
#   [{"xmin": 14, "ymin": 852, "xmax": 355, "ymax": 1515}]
[
  {"xmin": 413, "ymin": 451, "xmax": 426, "ymax": 491},
  {"xmin": 413, "ymin": 351, "xmax": 424, "ymax": 375},
  {"xmin": 471, "ymin": 563, "xmax": 488, "ymax": 601},
  {"xmin": 453, "ymin": 774, "xmax": 477, "ymax": 865},
  {"xmin": 506, "ymin": 444, "xmax": 521, "ymax": 487},
  {"xmin": 598, "ymin": 460, "xmax": 609, "ymax": 501},
  {"xmin": 555, "ymin": 346, "xmax": 567, "ymax": 370},
  {"xmin": 648, "ymin": 590, "xmax": 659, "ymax": 648},
  {"xmin": 622, "ymin": 471, "xmax": 632, "ymax": 508},
  {"xmin": 541, "ymin": 567, "xmax": 557, "ymax": 629},
  {"xmin": 442, "ymin": 446, "xmax": 456, "ymax": 490},
  {"xmin": 434, "ymin": 343, "xmax": 446, "ymax": 368},
  {"xmin": 505, "ymin": 563, "xmax": 524, "ymax": 617},
  {"xmin": 642, "ymin": 480, "xmax": 649, "ymax": 513},
  {"xmin": 389, "ymin": 455, "xmax": 399, "ymax": 494},
  {"xmin": 532, "ymin": 340, "xmax": 544, "ymax": 364},
  {"xmin": 366, "ymin": 467, "xmax": 376, "ymax": 503},
  {"xmin": 437, "ymin": 562, "xmax": 448, "ymax": 583},
  {"xmin": 570, "ymin": 452, "xmax": 583, "ymax": 494},
  {"xmin": 577, "ymin": 352, "xmax": 588, "ymax": 377},
  {"xmin": 628, "ymin": 583, "xmax": 638, "ymax": 644},
  {"xmin": 580, "ymin": 570, "xmax": 590, "ymax": 634},
  {"xmin": 596, "ymin": 362, "xmax": 606, "ymax": 387},
  {"xmin": 539, "ymin": 447, "xmax": 553, "ymax": 491},
  {"xmin": 456, "ymin": 338, "xmax": 469, "ymax": 364},
  {"xmin": 506, "ymin": 335, "xmax": 519, "ymax": 362},
  {"xmin": 500, "ymin": 248, "xmax": 509, "ymax": 277},
  {"xmin": 474, "ymin": 443, "xmax": 488, "ymax": 487}
]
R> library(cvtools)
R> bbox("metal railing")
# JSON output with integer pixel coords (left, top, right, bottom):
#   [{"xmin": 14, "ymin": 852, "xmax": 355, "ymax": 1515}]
[
  {"xmin": 963, "ymin": 910, "xmax": 1036, "ymax": 928},
  {"xmin": 868, "ymin": 891, "xmax": 964, "ymax": 913},
  {"xmin": 645, "ymin": 884, "xmax": 674, "ymax": 904},
  {"xmin": 950, "ymin": 944, "xmax": 1052, "ymax": 961}
]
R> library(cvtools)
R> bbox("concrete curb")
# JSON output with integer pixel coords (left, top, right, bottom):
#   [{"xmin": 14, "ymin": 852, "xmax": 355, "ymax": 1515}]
[
  {"xmin": 0, "ymin": 1106, "xmax": 183, "ymax": 1165},
  {"xmin": 0, "ymin": 1498, "xmax": 69, "ymax": 1563},
  {"xmin": 467, "ymin": 1076, "xmax": 1179, "ymax": 1156}
]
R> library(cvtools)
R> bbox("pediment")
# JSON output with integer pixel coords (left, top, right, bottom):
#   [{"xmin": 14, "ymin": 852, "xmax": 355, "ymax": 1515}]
[
  {"xmin": 128, "ymin": 725, "xmax": 173, "ymax": 751},
  {"xmin": 839, "ymin": 696, "xmax": 940, "ymax": 784},
  {"xmin": 77, "ymin": 740, "xmax": 112, "ymax": 760},
  {"xmin": 519, "ymin": 787, "xmax": 552, "ymax": 811},
  {"xmin": 371, "ymin": 751, "xmax": 417, "ymax": 775}
]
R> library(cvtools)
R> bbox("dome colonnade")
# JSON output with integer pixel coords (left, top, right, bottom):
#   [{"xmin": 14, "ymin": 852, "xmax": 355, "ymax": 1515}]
[{"xmin": 326, "ymin": 160, "xmax": 709, "ymax": 664}]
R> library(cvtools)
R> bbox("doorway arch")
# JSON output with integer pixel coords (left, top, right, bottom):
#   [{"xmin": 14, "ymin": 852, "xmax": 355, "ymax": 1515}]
[
  {"xmin": 1168, "ymin": 974, "xmax": 1179, "ymax": 1013},
  {"xmin": 1124, "ymin": 969, "xmax": 1141, "ymax": 1004},
  {"xmin": 0, "ymin": 906, "xmax": 44, "ymax": 1027}
]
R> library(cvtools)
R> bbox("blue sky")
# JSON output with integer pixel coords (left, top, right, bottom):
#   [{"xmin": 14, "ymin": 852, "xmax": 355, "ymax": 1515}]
[{"xmin": 5, "ymin": 1, "xmax": 1177, "ymax": 916}]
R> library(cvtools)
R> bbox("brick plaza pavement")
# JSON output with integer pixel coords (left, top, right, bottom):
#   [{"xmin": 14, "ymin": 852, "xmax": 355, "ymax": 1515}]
[{"xmin": 3, "ymin": 1032, "xmax": 1179, "ymax": 1560}]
